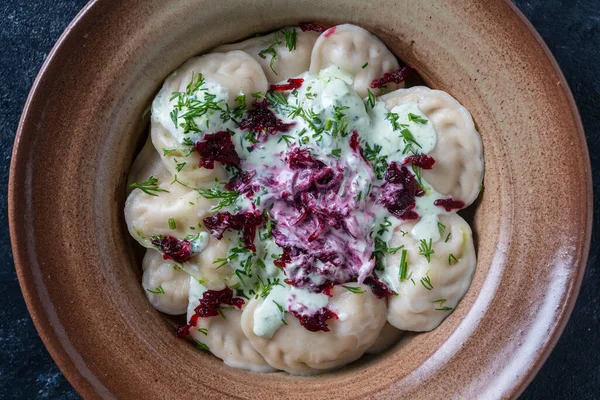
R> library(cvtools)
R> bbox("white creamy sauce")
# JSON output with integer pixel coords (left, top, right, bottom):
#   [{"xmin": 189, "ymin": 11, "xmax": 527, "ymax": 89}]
[
  {"xmin": 190, "ymin": 231, "xmax": 210, "ymax": 253},
  {"xmin": 188, "ymin": 276, "xmax": 208, "ymax": 302},
  {"xmin": 149, "ymin": 65, "xmax": 452, "ymax": 338},
  {"xmin": 411, "ymin": 214, "xmax": 441, "ymax": 243}
]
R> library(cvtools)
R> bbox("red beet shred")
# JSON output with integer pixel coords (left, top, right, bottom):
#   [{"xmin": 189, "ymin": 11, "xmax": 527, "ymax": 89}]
[
  {"xmin": 194, "ymin": 131, "xmax": 241, "ymax": 169},
  {"xmin": 151, "ymin": 235, "xmax": 193, "ymax": 263},
  {"xmin": 364, "ymin": 275, "xmax": 394, "ymax": 299},
  {"xmin": 298, "ymin": 22, "xmax": 325, "ymax": 32},
  {"xmin": 239, "ymin": 100, "xmax": 295, "ymax": 143},
  {"xmin": 323, "ymin": 26, "xmax": 336, "ymax": 37},
  {"xmin": 378, "ymin": 162, "xmax": 421, "ymax": 220},
  {"xmin": 403, "ymin": 154, "xmax": 435, "ymax": 169},
  {"xmin": 203, "ymin": 210, "xmax": 263, "ymax": 252},
  {"xmin": 270, "ymin": 78, "xmax": 304, "ymax": 91},
  {"xmin": 225, "ymin": 170, "xmax": 258, "ymax": 197},
  {"xmin": 176, "ymin": 288, "xmax": 245, "ymax": 337},
  {"xmin": 291, "ymin": 307, "xmax": 338, "ymax": 332},
  {"xmin": 434, "ymin": 198, "xmax": 465, "ymax": 212},
  {"xmin": 370, "ymin": 65, "xmax": 413, "ymax": 89}
]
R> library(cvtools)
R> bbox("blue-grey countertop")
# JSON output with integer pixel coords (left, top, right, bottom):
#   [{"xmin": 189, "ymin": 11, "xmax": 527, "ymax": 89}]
[{"xmin": 1, "ymin": 0, "xmax": 598, "ymax": 398}]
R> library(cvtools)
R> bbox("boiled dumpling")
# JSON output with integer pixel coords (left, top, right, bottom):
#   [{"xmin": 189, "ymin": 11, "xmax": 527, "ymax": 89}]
[
  {"xmin": 241, "ymin": 284, "xmax": 387, "ymax": 374},
  {"xmin": 190, "ymin": 234, "xmax": 235, "ymax": 290},
  {"xmin": 365, "ymin": 323, "xmax": 404, "ymax": 354},
  {"xmin": 310, "ymin": 24, "xmax": 401, "ymax": 97},
  {"xmin": 150, "ymin": 51, "xmax": 268, "ymax": 186},
  {"xmin": 127, "ymin": 135, "xmax": 171, "ymax": 196},
  {"xmin": 155, "ymin": 51, "xmax": 268, "ymax": 109},
  {"xmin": 381, "ymin": 213, "xmax": 476, "ymax": 332},
  {"xmin": 142, "ymin": 249, "xmax": 190, "ymax": 315},
  {"xmin": 380, "ymin": 87, "xmax": 484, "ymax": 207},
  {"xmin": 124, "ymin": 181, "xmax": 216, "ymax": 248},
  {"xmin": 187, "ymin": 281, "xmax": 274, "ymax": 372},
  {"xmin": 212, "ymin": 28, "xmax": 320, "ymax": 83}
]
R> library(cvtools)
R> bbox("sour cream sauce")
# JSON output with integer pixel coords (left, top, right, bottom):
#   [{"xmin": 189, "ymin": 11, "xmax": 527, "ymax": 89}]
[{"xmin": 154, "ymin": 66, "xmax": 451, "ymax": 339}]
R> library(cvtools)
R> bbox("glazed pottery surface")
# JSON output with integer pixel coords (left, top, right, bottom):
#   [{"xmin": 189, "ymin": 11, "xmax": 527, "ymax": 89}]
[{"xmin": 9, "ymin": 0, "xmax": 591, "ymax": 398}]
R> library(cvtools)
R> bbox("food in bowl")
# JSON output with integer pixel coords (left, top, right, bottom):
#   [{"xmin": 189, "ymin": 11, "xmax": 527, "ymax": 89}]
[{"xmin": 124, "ymin": 22, "xmax": 484, "ymax": 374}]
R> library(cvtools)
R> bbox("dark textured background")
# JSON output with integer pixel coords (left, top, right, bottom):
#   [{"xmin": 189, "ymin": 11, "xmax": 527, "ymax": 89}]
[{"xmin": 1, "ymin": 0, "xmax": 598, "ymax": 398}]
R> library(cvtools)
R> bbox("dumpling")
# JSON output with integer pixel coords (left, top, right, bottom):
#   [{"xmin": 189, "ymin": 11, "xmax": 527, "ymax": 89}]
[
  {"xmin": 365, "ymin": 323, "xmax": 404, "ymax": 354},
  {"xmin": 150, "ymin": 51, "xmax": 268, "ymax": 186},
  {"xmin": 190, "ymin": 234, "xmax": 235, "ymax": 290},
  {"xmin": 127, "ymin": 135, "xmax": 171, "ymax": 196},
  {"xmin": 241, "ymin": 284, "xmax": 387, "ymax": 374},
  {"xmin": 187, "ymin": 282, "xmax": 274, "ymax": 372},
  {"xmin": 309, "ymin": 24, "xmax": 401, "ymax": 97},
  {"xmin": 142, "ymin": 249, "xmax": 190, "ymax": 315},
  {"xmin": 212, "ymin": 27, "xmax": 320, "ymax": 83},
  {"xmin": 155, "ymin": 51, "xmax": 268, "ymax": 109},
  {"xmin": 380, "ymin": 86, "xmax": 484, "ymax": 207},
  {"xmin": 150, "ymin": 121, "xmax": 227, "ymax": 187},
  {"xmin": 124, "ymin": 181, "xmax": 216, "ymax": 248},
  {"xmin": 381, "ymin": 213, "xmax": 476, "ymax": 332}
]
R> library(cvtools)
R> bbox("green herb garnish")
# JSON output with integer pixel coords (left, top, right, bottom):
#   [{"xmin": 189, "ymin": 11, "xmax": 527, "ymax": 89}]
[
  {"xmin": 147, "ymin": 286, "xmax": 165, "ymax": 295},
  {"xmin": 420, "ymin": 270, "xmax": 433, "ymax": 290},
  {"xmin": 408, "ymin": 113, "xmax": 428, "ymax": 124},
  {"xmin": 130, "ymin": 176, "xmax": 169, "ymax": 196},
  {"xmin": 196, "ymin": 185, "xmax": 240, "ymax": 211},
  {"xmin": 418, "ymin": 238, "xmax": 435, "ymax": 263}
]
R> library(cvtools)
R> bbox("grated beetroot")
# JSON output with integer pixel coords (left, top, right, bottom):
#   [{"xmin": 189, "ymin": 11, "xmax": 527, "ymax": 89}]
[
  {"xmin": 203, "ymin": 210, "xmax": 263, "ymax": 252},
  {"xmin": 291, "ymin": 307, "xmax": 338, "ymax": 332},
  {"xmin": 151, "ymin": 235, "xmax": 193, "ymax": 263},
  {"xmin": 194, "ymin": 131, "xmax": 241, "ymax": 169},
  {"xmin": 378, "ymin": 162, "xmax": 421, "ymax": 220},
  {"xmin": 323, "ymin": 26, "xmax": 336, "ymax": 37},
  {"xmin": 276, "ymin": 245, "xmax": 344, "ymax": 292},
  {"xmin": 225, "ymin": 169, "xmax": 258, "ymax": 197},
  {"xmin": 403, "ymin": 154, "xmax": 436, "ymax": 169},
  {"xmin": 434, "ymin": 198, "xmax": 465, "ymax": 212},
  {"xmin": 370, "ymin": 65, "xmax": 413, "ymax": 89},
  {"xmin": 239, "ymin": 100, "xmax": 295, "ymax": 143},
  {"xmin": 298, "ymin": 22, "xmax": 325, "ymax": 32},
  {"xmin": 349, "ymin": 130, "xmax": 361, "ymax": 153},
  {"xmin": 364, "ymin": 275, "xmax": 395, "ymax": 298},
  {"xmin": 270, "ymin": 78, "xmax": 304, "ymax": 91},
  {"xmin": 176, "ymin": 288, "xmax": 244, "ymax": 338},
  {"xmin": 285, "ymin": 146, "xmax": 325, "ymax": 170}
]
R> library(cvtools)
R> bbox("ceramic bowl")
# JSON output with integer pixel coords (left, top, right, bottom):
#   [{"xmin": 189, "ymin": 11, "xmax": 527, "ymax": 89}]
[{"xmin": 9, "ymin": 0, "xmax": 592, "ymax": 398}]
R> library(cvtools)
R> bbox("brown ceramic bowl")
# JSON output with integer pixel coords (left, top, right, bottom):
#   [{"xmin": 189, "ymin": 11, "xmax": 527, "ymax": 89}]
[{"xmin": 9, "ymin": 0, "xmax": 592, "ymax": 398}]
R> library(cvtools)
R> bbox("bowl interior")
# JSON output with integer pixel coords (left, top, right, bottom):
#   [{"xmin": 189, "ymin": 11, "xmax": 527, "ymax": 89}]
[{"xmin": 9, "ymin": 0, "xmax": 590, "ymax": 399}]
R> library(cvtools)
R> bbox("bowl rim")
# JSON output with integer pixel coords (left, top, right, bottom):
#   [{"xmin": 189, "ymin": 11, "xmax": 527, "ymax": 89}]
[{"xmin": 8, "ymin": 0, "xmax": 592, "ymax": 398}]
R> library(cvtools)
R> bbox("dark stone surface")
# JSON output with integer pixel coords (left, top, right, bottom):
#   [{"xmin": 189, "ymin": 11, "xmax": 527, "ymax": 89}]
[{"xmin": 0, "ymin": 0, "xmax": 597, "ymax": 398}]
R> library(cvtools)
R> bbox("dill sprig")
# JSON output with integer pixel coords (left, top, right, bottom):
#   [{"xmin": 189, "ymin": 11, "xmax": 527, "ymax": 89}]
[
  {"xmin": 420, "ymin": 270, "xmax": 433, "ymax": 290},
  {"xmin": 146, "ymin": 285, "xmax": 165, "ymax": 295},
  {"xmin": 342, "ymin": 285, "xmax": 366, "ymax": 294},
  {"xmin": 363, "ymin": 142, "xmax": 388, "ymax": 179},
  {"xmin": 366, "ymin": 89, "xmax": 376, "ymax": 109},
  {"xmin": 196, "ymin": 185, "xmax": 240, "ymax": 211},
  {"xmin": 258, "ymin": 278, "xmax": 283, "ymax": 298},
  {"xmin": 433, "ymin": 298, "xmax": 453, "ymax": 311},
  {"xmin": 258, "ymin": 29, "xmax": 297, "ymax": 74},
  {"xmin": 398, "ymin": 249, "xmax": 408, "ymax": 281},
  {"xmin": 194, "ymin": 340, "xmax": 210, "ymax": 351},
  {"xmin": 437, "ymin": 222, "xmax": 446, "ymax": 237},
  {"xmin": 448, "ymin": 253, "xmax": 458, "ymax": 266},
  {"xmin": 408, "ymin": 112, "xmax": 428, "ymax": 124},
  {"xmin": 130, "ymin": 176, "xmax": 169, "ymax": 196},
  {"xmin": 377, "ymin": 217, "xmax": 392, "ymax": 236},
  {"xmin": 170, "ymin": 72, "xmax": 224, "ymax": 134},
  {"xmin": 418, "ymin": 238, "xmax": 435, "ymax": 263}
]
